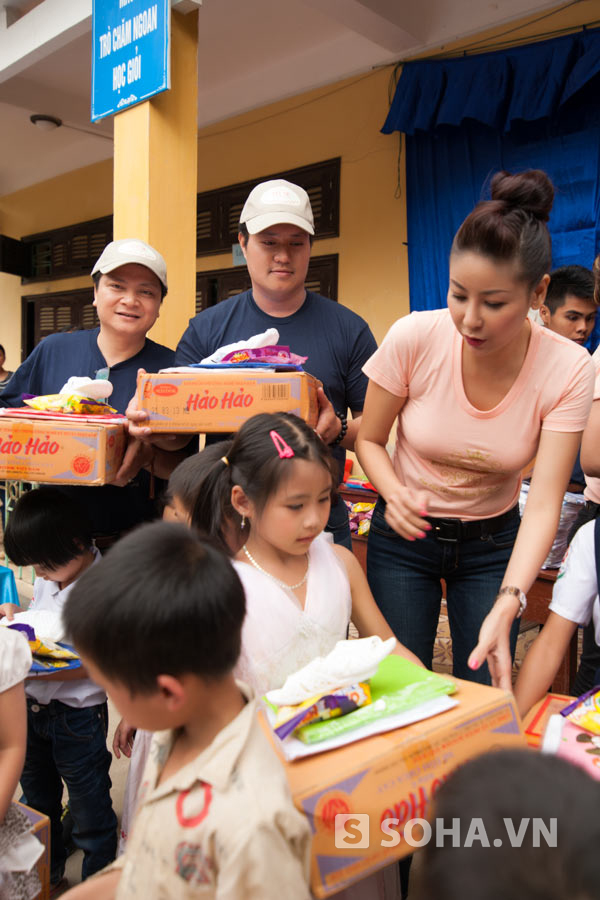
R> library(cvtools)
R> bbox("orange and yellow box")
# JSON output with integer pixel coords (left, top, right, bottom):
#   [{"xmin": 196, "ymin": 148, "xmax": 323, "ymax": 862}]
[
  {"xmin": 272, "ymin": 679, "xmax": 525, "ymax": 897},
  {"xmin": 13, "ymin": 800, "xmax": 50, "ymax": 900},
  {"xmin": 522, "ymin": 693, "xmax": 572, "ymax": 748},
  {"xmin": 0, "ymin": 415, "xmax": 126, "ymax": 485},
  {"xmin": 136, "ymin": 370, "xmax": 321, "ymax": 432}
]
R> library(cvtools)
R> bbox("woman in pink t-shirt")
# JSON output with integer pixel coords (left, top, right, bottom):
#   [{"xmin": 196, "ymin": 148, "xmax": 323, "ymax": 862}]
[{"xmin": 356, "ymin": 170, "xmax": 595, "ymax": 689}]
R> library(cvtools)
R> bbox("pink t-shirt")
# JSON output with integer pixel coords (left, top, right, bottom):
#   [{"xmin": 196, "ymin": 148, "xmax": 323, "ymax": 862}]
[
  {"xmin": 583, "ymin": 346, "xmax": 600, "ymax": 505},
  {"xmin": 363, "ymin": 308, "xmax": 594, "ymax": 520}
]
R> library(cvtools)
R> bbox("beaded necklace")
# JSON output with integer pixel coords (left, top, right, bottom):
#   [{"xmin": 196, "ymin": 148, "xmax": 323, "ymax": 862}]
[{"xmin": 242, "ymin": 544, "xmax": 309, "ymax": 592}]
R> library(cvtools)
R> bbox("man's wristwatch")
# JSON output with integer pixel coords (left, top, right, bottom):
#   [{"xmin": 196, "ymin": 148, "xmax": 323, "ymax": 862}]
[
  {"xmin": 496, "ymin": 585, "xmax": 527, "ymax": 618},
  {"xmin": 329, "ymin": 410, "xmax": 348, "ymax": 447}
]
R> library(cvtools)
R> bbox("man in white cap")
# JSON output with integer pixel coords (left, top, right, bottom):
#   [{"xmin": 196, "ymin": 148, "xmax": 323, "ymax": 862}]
[
  {"xmin": 175, "ymin": 179, "xmax": 377, "ymax": 546},
  {"xmin": 1, "ymin": 239, "xmax": 176, "ymax": 540}
]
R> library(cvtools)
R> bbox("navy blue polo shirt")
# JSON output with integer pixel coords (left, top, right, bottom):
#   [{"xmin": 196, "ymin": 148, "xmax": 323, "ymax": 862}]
[
  {"xmin": 1, "ymin": 328, "xmax": 175, "ymax": 536},
  {"xmin": 176, "ymin": 290, "xmax": 377, "ymax": 478}
]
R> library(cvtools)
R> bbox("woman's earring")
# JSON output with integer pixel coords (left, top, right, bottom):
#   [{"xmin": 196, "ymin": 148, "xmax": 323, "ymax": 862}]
[{"xmin": 241, "ymin": 515, "xmax": 246, "ymax": 529}]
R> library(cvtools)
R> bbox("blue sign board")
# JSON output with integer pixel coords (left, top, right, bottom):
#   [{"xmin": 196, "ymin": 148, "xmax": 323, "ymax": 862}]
[{"xmin": 91, "ymin": 0, "xmax": 170, "ymax": 122}]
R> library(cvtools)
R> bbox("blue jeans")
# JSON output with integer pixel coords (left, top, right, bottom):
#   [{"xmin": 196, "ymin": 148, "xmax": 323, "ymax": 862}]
[
  {"xmin": 325, "ymin": 495, "xmax": 353, "ymax": 549},
  {"xmin": 21, "ymin": 700, "xmax": 117, "ymax": 883},
  {"xmin": 367, "ymin": 499, "xmax": 520, "ymax": 684}
]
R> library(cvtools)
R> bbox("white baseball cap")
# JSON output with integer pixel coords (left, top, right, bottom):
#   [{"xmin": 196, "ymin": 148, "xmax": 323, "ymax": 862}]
[
  {"xmin": 240, "ymin": 179, "xmax": 314, "ymax": 235},
  {"xmin": 91, "ymin": 239, "xmax": 168, "ymax": 291}
]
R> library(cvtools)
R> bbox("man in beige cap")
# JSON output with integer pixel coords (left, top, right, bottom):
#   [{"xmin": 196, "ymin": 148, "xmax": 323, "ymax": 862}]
[
  {"xmin": 173, "ymin": 179, "xmax": 377, "ymax": 546},
  {"xmin": 1, "ymin": 238, "xmax": 175, "ymax": 541}
]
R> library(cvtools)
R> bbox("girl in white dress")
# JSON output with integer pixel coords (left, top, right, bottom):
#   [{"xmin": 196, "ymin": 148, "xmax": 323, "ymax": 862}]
[
  {"xmin": 193, "ymin": 412, "xmax": 422, "ymax": 695},
  {"xmin": 0, "ymin": 626, "xmax": 42, "ymax": 899}
]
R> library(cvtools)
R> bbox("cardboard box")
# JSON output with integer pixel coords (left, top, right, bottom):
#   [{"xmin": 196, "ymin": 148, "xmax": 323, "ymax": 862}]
[
  {"xmin": 522, "ymin": 693, "xmax": 572, "ymax": 748},
  {"xmin": 0, "ymin": 415, "xmax": 126, "ymax": 485},
  {"xmin": 272, "ymin": 679, "xmax": 525, "ymax": 897},
  {"xmin": 136, "ymin": 370, "xmax": 321, "ymax": 432},
  {"xmin": 14, "ymin": 800, "xmax": 50, "ymax": 900}
]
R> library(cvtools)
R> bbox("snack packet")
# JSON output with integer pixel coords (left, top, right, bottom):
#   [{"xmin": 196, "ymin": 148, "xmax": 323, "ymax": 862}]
[
  {"xmin": 23, "ymin": 394, "xmax": 117, "ymax": 415},
  {"xmin": 562, "ymin": 687, "xmax": 600, "ymax": 735},
  {"xmin": 8, "ymin": 622, "xmax": 79, "ymax": 668},
  {"xmin": 221, "ymin": 345, "xmax": 307, "ymax": 366},
  {"xmin": 272, "ymin": 682, "xmax": 371, "ymax": 740}
]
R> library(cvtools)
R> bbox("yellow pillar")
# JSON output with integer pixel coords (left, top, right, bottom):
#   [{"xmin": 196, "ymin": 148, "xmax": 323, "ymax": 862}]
[{"xmin": 113, "ymin": 9, "xmax": 198, "ymax": 350}]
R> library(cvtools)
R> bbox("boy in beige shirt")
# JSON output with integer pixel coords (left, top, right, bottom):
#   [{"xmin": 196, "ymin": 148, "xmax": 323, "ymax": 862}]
[{"xmin": 61, "ymin": 521, "xmax": 311, "ymax": 899}]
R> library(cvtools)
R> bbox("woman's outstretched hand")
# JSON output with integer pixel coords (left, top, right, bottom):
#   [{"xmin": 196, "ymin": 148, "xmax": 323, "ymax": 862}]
[
  {"xmin": 468, "ymin": 598, "xmax": 517, "ymax": 691},
  {"xmin": 384, "ymin": 487, "xmax": 431, "ymax": 540}
]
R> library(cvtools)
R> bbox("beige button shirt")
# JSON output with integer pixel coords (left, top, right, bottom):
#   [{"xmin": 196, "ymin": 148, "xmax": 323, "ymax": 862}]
[{"xmin": 108, "ymin": 687, "xmax": 312, "ymax": 899}]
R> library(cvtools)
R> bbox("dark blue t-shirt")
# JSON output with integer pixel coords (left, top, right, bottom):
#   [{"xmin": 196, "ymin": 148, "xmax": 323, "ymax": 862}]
[
  {"xmin": 0, "ymin": 328, "xmax": 174, "ymax": 414},
  {"xmin": 176, "ymin": 290, "xmax": 377, "ymax": 477},
  {"xmin": 1, "ymin": 328, "xmax": 175, "ymax": 536}
]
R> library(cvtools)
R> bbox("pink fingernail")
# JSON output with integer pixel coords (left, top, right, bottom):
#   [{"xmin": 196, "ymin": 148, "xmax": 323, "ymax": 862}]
[
  {"xmin": 424, "ymin": 524, "xmax": 432, "ymax": 531},
  {"xmin": 469, "ymin": 659, "xmax": 478, "ymax": 669},
  {"xmin": 417, "ymin": 531, "xmax": 426, "ymax": 539}
]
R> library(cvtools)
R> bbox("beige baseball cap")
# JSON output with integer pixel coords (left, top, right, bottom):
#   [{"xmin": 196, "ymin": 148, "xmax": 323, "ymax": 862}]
[
  {"xmin": 91, "ymin": 239, "xmax": 168, "ymax": 291},
  {"xmin": 240, "ymin": 179, "xmax": 315, "ymax": 235}
]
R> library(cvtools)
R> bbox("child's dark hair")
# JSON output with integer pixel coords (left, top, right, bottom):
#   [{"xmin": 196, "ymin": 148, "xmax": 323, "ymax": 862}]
[
  {"xmin": 193, "ymin": 413, "xmax": 336, "ymax": 542},
  {"xmin": 63, "ymin": 521, "xmax": 246, "ymax": 693},
  {"xmin": 545, "ymin": 265, "xmax": 596, "ymax": 314},
  {"xmin": 452, "ymin": 170, "xmax": 554, "ymax": 288},
  {"xmin": 4, "ymin": 487, "xmax": 93, "ymax": 569},
  {"xmin": 411, "ymin": 749, "xmax": 600, "ymax": 900},
  {"xmin": 166, "ymin": 440, "xmax": 233, "ymax": 514}
]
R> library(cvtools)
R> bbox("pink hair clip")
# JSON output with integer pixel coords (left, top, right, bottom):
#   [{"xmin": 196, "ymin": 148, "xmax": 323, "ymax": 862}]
[{"xmin": 270, "ymin": 430, "xmax": 294, "ymax": 459}]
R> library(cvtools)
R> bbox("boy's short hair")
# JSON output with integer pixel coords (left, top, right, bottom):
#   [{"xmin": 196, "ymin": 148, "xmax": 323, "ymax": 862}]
[
  {"xmin": 166, "ymin": 440, "xmax": 233, "ymax": 515},
  {"xmin": 411, "ymin": 748, "xmax": 600, "ymax": 900},
  {"xmin": 63, "ymin": 521, "xmax": 246, "ymax": 693},
  {"xmin": 4, "ymin": 487, "xmax": 93, "ymax": 569},
  {"xmin": 544, "ymin": 264, "xmax": 595, "ymax": 314}
]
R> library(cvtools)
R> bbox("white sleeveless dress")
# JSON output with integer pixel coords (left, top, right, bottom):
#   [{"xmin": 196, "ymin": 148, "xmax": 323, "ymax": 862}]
[{"xmin": 233, "ymin": 533, "xmax": 351, "ymax": 695}]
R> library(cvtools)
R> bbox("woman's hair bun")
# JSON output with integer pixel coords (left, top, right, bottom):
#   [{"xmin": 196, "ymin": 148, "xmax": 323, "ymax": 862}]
[{"xmin": 490, "ymin": 170, "xmax": 554, "ymax": 222}]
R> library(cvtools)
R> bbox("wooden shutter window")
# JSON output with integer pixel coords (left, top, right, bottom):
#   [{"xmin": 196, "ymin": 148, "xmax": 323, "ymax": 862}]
[
  {"xmin": 23, "ymin": 289, "xmax": 98, "ymax": 355},
  {"xmin": 81, "ymin": 303, "xmax": 100, "ymax": 329},
  {"xmin": 22, "ymin": 216, "xmax": 113, "ymax": 284},
  {"xmin": 196, "ymin": 159, "xmax": 340, "ymax": 256}
]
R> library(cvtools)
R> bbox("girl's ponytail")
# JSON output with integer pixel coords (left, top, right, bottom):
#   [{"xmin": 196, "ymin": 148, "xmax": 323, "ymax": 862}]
[{"xmin": 191, "ymin": 439, "xmax": 236, "ymax": 553}]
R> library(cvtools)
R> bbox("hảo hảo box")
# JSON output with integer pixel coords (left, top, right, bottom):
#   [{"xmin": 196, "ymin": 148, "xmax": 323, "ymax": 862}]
[
  {"xmin": 272, "ymin": 678, "xmax": 526, "ymax": 898},
  {"xmin": 0, "ymin": 414, "xmax": 126, "ymax": 484},
  {"xmin": 136, "ymin": 370, "xmax": 321, "ymax": 432}
]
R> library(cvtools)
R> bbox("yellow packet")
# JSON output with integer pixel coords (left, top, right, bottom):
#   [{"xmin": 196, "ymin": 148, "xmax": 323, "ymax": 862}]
[
  {"xmin": 272, "ymin": 683, "xmax": 371, "ymax": 739},
  {"xmin": 24, "ymin": 394, "xmax": 117, "ymax": 415}
]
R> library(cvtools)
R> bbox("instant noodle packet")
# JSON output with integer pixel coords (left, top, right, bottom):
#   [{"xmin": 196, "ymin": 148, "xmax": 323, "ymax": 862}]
[
  {"xmin": 221, "ymin": 345, "xmax": 307, "ymax": 366},
  {"xmin": 8, "ymin": 622, "xmax": 79, "ymax": 671},
  {"xmin": 561, "ymin": 687, "xmax": 600, "ymax": 735},
  {"xmin": 23, "ymin": 394, "xmax": 117, "ymax": 415},
  {"xmin": 272, "ymin": 682, "xmax": 371, "ymax": 740}
]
